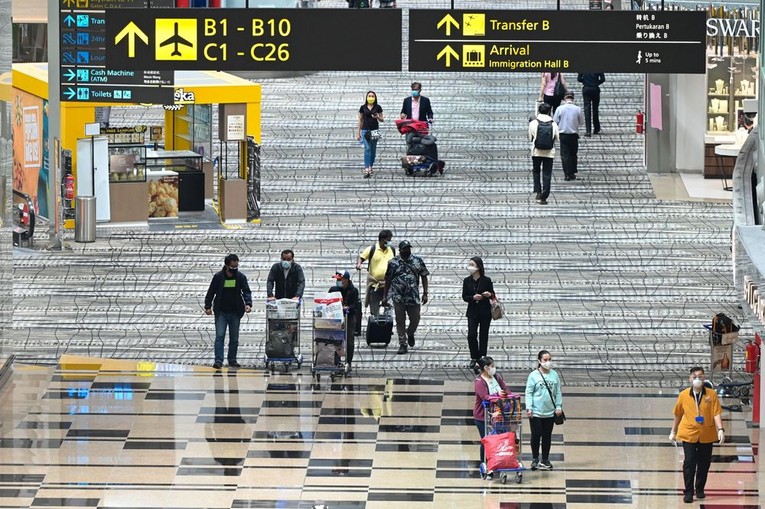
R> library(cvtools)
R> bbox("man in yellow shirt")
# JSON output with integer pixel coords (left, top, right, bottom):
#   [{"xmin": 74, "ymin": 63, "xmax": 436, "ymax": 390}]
[
  {"xmin": 355, "ymin": 229, "xmax": 395, "ymax": 316},
  {"xmin": 669, "ymin": 366, "xmax": 725, "ymax": 503}
]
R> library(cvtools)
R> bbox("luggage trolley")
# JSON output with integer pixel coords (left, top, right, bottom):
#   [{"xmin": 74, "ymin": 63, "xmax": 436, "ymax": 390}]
[
  {"xmin": 480, "ymin": 395, "xmax": 525, "ymax": 484},
  {"xmin": 311, "ymin": 311, "xmax": 347, "ymax": 383},
  {"xmin": 264, "ymin": 299, "xmax": 303, "ymax": 373}
]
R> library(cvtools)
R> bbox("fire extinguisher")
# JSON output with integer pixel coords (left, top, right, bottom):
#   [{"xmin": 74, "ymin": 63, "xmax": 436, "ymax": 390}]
[
  {"xmin": 636, "ymin": 110, "xmax": 645, "ymax": 134},
  {"xmin": 63, "ymin": 174, "xmax": 74, "ymax": 201},
  {"xmin": 745, "ymin": 339, "xmax": 760, "ymax": 373}
]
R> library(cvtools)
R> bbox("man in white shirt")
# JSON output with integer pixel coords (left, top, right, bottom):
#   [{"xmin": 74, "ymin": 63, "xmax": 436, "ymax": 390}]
[
  {"xmin": 553, "ymin": 93, "xmax": 585, "ymax": 181},
  {"xmin": 528, "ymin": 102, "xmax": 560, "ymax": 205}
]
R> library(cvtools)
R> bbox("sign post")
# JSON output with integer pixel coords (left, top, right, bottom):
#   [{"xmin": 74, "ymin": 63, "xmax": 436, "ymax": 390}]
[{"xmin": 408, "ymin": 10, "xmax": 707, "ymax": 73}]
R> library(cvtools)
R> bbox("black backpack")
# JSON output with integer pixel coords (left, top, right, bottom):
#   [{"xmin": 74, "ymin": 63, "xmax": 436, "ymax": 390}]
[{"xmin": 534, "ymin": 120, "xmax": 554, "ymax": 150}]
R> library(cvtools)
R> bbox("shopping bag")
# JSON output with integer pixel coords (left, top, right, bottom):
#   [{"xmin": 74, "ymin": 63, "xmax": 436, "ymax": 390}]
[
  {"xmin": 490, "ymin": 297, "xmax": 504, "ymax": 321},
  {"xmin": 481, "ymin": 431, "xmax": 519, "ymax": 471}
]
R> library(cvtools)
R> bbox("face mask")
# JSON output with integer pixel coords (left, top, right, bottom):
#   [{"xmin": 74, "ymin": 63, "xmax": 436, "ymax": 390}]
[
  {"xmin": 227, "ymin": 266, "xmax": 238, "ymax": 273},
  {"xmin": 401, "ymin": 250, "xmax": 411, "ymax": 260},
  {"xmin": 487, "ymin": 366, "xmax": 496, "ymax": 376},
  {"xmin": 336, "ymin": 280, "xmax": 343, "ymax": 288},
  {"xmin": 281, "ymin": 260, "xmax": 292, "ymax": 269},
  {"xmin": 692, "ymin": 378, "xmax": 703, "ymax": 389},
  {"xmin": 385, "ymin": 241, "xmax": 393, "ymax": 248},
  {"xmin": 411, "ymin": 90, "xmax": 420, "ymax": 97},
  {"xmin": 468, "ymin": 265, "xmax": 478, "ymax": 273},
  {"xmin": 541, "ymin": 361, "xmax": 552, "ymax": 370},
  {"xmin": 367, "ymin": 97, "xmax": 375, "ymax": 105}
]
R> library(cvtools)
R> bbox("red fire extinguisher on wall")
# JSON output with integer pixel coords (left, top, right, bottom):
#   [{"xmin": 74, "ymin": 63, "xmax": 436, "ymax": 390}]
[
  {"xmin": 745, "ymin": 338, "xmax": 760, "ymax": 373},
  {"xmin": 63, "ymin": 174, "xmax": 74, "ymax": 201},
  {"xmin": 636, "ymin": 110, "xmax": 645, "ymax": 134}
]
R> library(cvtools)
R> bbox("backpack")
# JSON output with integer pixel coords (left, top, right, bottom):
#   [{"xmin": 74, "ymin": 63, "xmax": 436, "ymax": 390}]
[
  {"xmin": 534, "ymin": 120, "xmax": 554, "ymax": 150},
  {"xmin": 266, "ymin": 329, "xmax": 295, "ymax": 359}
]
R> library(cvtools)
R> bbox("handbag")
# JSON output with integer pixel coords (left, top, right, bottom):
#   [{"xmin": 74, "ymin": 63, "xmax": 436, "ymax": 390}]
[
  {"xmin": 490, "ymin": 297, "xmax": 504, "ymax": 321},
  {"xmin": 553, "ymin": 77, "xmax": 566, "ymax": 100},
  {"xmin": 539, "ymin": 369, "xmax": 566, "ymax": 425}
]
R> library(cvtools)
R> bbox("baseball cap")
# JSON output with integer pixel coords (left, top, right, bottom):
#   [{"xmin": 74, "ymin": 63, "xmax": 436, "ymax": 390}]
[
  {"xmin": 398, "ymin": 240, "xmax": 412, "ymax": 249},
  {"xmin": 333, "ymin": 270, "xmax": 352, "ymax": 280}
]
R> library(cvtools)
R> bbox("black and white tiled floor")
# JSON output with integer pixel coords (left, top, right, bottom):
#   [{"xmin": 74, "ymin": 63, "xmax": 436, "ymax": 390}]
[{"xmin": 0, "ymin": 356, "xmax": 759, "ymax": 508}]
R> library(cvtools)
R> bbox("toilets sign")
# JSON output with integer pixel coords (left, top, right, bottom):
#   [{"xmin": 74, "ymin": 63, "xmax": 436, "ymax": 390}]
[{"xmin": 408, "ymin": 10, "xmax": 707, "ymax": 73}]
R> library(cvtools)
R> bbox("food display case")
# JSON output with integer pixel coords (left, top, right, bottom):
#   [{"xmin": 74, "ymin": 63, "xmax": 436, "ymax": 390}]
[
  {"xmin": 145, "ymin": 149, "xmax": 205, "ymax": 214},
  {"xmin": 108, "ymin": 144, "xmax": 147, "ymax": 183}
]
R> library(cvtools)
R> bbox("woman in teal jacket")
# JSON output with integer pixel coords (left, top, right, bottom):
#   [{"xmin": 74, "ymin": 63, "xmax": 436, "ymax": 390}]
[{"xmin": 525, "ymin": 349, "xmax": 563, "ymax": 471}]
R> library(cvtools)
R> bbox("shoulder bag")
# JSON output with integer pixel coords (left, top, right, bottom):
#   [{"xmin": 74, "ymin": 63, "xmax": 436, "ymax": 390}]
[
  {"xmin": 539, "ymin": 369, "xmax": 566, "ymax": 425},
  {"xmin": 490, "ymin": 296, "xmax": 504, "ymax": 321}
]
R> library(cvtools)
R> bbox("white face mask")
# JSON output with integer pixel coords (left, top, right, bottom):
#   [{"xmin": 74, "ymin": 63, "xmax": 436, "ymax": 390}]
[
  {"xmin": 541, "ymin": 361, "xmax": 552, "ymax": 370},
  {"xmin": 487, "ymin": 366, "xmax": 496, "ymax": 376},
  {"xmin": 692, "ymin": 378, "xmax": 703, "ymax": 389},
  {"xmin": 468, "ymin": 265, "xmax": 478, "ymax": 273}
]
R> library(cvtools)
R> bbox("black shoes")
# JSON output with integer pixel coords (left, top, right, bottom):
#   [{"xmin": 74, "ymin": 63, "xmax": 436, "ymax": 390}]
[
  {"xmin": 538, "ymin": 460, "xmax": 553, "ymax": 470},
  {"xmin": 407, "ymin": 334, "xmax": 415, "ymax": 347},
  {"xmin": 683, "ymin": 493, "xmax": 693, "ymax": 503},
  {"xmin": 535, "ymin": 193, "xmax": 541, "ymax": 200},
  {"xmin": 696, "ymin": 489, "xmax": 705, "ymax": 499},
  {"xmin": 228, "ymin": 361, "xmax": 241, "ymax": 368},
  {"xmin": 539, "ymin": 199, "xmax": 548, "ymax": 205},
  {"xmin": 530, "ymin": 458, "xmax": 539, "ymax": 470},
  {"xmin": 564, "ymin": 176, "xmax": 570, "ymax": 181},
  {"xmin": 397, "ymin": 343, "xmax": 408, "ymax": 355},
  {"xmin": 584, "ymin": 132, "xmax": 592, "ymax": 137},
  {"xmin": 213, "ymin": 362, "xmax": 222, "ymax": 370}
]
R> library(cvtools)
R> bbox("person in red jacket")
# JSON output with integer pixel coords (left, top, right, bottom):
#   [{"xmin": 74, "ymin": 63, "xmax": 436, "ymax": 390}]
[{"xmin": 473, "ymin": 356, "xmax": 508, "ymax": 466}]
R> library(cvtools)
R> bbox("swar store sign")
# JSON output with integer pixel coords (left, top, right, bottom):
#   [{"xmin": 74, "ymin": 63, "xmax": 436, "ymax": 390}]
[{"xmin": 706, "ymin": 18, "xmax": 759, "ymax": 38}]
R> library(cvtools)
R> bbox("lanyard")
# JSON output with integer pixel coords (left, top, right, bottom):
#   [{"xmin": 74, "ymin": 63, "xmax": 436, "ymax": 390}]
[{"xmin": 693, "ymin": 390, "xmax": 702, "ymax": 416}]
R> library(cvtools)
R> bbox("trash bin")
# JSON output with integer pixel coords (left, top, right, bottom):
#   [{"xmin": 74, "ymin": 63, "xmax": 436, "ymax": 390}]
[{"xmin": 74, "ymin": 196, "xmax": 96, "ymax": 243}]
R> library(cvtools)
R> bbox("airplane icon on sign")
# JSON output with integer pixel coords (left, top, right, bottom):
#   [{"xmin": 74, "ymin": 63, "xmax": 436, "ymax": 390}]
[{"xmin": 159, "ymin": 22, "xmax": 193, "ymax": 57}]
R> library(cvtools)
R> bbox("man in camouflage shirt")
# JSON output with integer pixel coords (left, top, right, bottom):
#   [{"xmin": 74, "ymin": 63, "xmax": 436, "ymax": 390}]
[{"xmin": 383, "ymin": 240, "xmax": 430, "ymax": 354}]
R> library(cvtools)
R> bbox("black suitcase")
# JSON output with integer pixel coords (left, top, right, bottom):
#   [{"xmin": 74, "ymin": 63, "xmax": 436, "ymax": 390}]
[{"xmin": 366, "ymin": 310, "xmax": 393, "ymax": 346}]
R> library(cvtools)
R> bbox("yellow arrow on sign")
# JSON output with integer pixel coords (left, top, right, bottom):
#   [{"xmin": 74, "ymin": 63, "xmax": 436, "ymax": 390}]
[
  {"xmin": 437, "ymin": 14, "xmax": 460, "ymax": 36},
  {"xmin": 115, "ymin": 22, "xmax": 149, "ymax": 58},
  {"xmin": 437, "ymin": 45, "xmax": 459, "ymax": 67}
]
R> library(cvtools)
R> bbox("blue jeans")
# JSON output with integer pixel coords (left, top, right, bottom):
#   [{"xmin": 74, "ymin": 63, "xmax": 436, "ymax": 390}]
[
  {"xmin": 361, "ymin": 130, "xmax": 378, "ymax": 168},
  {"xmin": 214, "ymin": 312, "xmax": 240, "ymax": 364}
]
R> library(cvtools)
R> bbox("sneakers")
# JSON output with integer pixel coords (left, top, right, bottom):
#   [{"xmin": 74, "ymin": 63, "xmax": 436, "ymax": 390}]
[
  {"xmin": 539, "ymin": 199, "xmax": 548, "ymax": 205},
  {"xmin": 397, "ymin": 343, "xmax": 408, "ymax": 355},
  {"xmin": 683, "ymin": 493, "xmax": 693, "ymax": 503},
  {"xmin": 538, "ymin": 460, "xmax": 553, "ymax": 470},
  {"xmin": 212, "ymin": 362, "xmax": 223, "ymax": 370},
  {"xmin": 407, "ymin": 334, "xmax": 415, "ymax": 347},
  {"xmin": 564, "ymin": 176, "xmax": 571, "ymax": 181},
  {"xmin": 228, "ymin": 361, "xmax": 241, "ymax": 368},
  {"xmin": 535, "ymin": 193, "xmax": 541, "ymax": 201},
  {"xmin": 530, "ymin": 458, "xmax": 539, "ymax": 470},
  {"xmin": 695, "ymin": 490, "xmax": 705, "ymax": 499},
  {"xmin": 344, "ymin": 363, "xmax": 352, "ymax": 375}
]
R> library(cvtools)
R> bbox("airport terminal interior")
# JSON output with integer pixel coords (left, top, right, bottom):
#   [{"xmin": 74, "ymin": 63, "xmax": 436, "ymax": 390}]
[{"xmin": 2, "ymin": 0, "xmax": 765, "ymax": 507}]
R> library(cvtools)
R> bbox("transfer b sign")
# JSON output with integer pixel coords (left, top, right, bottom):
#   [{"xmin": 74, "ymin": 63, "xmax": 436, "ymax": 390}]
[{"xmin": 105, "ymin": 8, "xmax": 401, "ymax": 71}]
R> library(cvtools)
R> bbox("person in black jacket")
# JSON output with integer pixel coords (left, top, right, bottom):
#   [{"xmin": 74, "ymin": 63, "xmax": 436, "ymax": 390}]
[
  {"xmin": 329, "ymin": 270, "xmax": 362, "ymax": 373},
  {"xmin": 577, "ymin": 73, "xmax": 606, "ymax": 136},
  {"xmin": 267, "ymin": 249, "xmax": 306, "ymax": 301},
  {"xmin": 204, "ymin": 254, "xmax": 253, "ymax": 369},
  {"xmin": 462, "ymin": 257, "xmax": 495, "ymax": 372},
  {"xmin": 400, "ymin": 82, "xmax": 434, "ymax": 122}
]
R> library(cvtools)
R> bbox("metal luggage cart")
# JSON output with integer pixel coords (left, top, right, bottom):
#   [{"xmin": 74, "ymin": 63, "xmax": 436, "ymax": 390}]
[
  {"xmin": 264, "ymin": 301, "xmax": 303, "ymax": 373},
  {"xmin": 311, "ymin": 313, "xmax": 347, "ymax": 383},
  {"xmin": 480, "ymin": 395, "xmax": 525, "ymax": 484}
]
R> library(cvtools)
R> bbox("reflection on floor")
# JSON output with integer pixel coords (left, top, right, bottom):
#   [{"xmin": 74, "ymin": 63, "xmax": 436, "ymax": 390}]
[
  {"xmin": 0, "ymin": 356, "xmax": 759, "ymax": 508},
  {"xmin": 648, "ymin": 172, "xmax": 733, "ymax": 203}
]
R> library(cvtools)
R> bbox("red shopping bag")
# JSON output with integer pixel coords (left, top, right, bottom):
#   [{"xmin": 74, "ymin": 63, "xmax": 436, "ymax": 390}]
[{"xmin": 481, "ymin": 431, "xmax": 519, "ymax": 471}]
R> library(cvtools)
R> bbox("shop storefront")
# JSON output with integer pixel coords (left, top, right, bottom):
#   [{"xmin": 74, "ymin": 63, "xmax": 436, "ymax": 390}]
[{"xmin": 11, "ymin": 63, "xmax": 261, "ymax": 228}]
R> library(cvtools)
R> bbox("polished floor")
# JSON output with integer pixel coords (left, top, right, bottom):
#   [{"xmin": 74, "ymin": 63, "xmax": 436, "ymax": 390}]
[{"xmin": 0, "ymin": 356, "xmax": 760, "ymax": 508}]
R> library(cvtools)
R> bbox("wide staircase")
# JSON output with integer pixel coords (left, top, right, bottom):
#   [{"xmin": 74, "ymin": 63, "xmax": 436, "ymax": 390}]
[{"xmin": 10, "ymin": 6, "xmax": 739, "ymax": 386}]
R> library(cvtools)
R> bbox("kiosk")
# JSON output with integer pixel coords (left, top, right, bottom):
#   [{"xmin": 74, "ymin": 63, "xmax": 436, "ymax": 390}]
[{"xmin": 11, "ymin": 63, "xmax": 262, "ymax": 227}]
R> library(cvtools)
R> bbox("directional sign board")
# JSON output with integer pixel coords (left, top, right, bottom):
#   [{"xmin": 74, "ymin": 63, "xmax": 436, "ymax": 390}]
[
  {"xmin": 105, "ymin": 9, "xmax": 401, "ymax": 71},
  {"xmin": 408, "ymin": 10, "xmax": 706, "ymax": 73},
  {"xmin": 59, "ymin": 0, "xmax": 174, "ymax": 103}
]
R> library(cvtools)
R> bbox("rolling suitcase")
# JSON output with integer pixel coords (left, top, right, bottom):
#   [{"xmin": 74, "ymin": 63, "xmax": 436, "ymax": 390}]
[{"xmin": 366, "ymin": 308, "xmax": 393, "ymax": 347}]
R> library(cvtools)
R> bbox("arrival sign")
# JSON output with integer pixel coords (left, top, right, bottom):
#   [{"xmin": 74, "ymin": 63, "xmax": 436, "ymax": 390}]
[{"xmin": 408, "ymin": 10, "xmax": 706, "ymax": 73}]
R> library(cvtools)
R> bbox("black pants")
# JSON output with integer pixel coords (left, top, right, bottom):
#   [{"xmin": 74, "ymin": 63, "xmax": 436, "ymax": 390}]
[
  {"xmin": 346, "ymin": 314, "xmax": 356, "ymax": 364},
  {"xmin": 467, "ymin": 316, "xmax": 491, "ymax": 361},
  {"xmin": 682, "ymin": 441, "xmax": 714, "ymax": 495},
  {"xmin": 559, "ymin": 133, "xmax": 579, "ymax": 178},
  {"xmin": 582, "ymin": 86, "xmax": 601, "ymax": 134},
  {"xmin": 529, "ymin": 416, "xmax": 555, "ymax": 460},
  {"xmin": 543, "ymin": 94, "xmax": 562, "ymax": 115},
  {"xmin": 532, "ymin": 157, "xmax": 553, "ymax": 200},
  {"xmin": 475, "ymin": 419, "xmax": 486, "ymax": 463}
]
